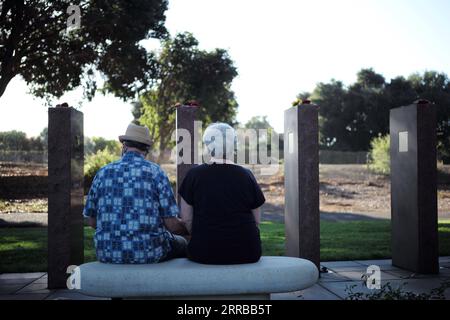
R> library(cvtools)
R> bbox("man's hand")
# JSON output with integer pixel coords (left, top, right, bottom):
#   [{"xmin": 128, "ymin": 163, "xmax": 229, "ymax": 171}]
[
  {"xmin": 86, "ymin": 217, "xmax": 96, "ymax": 229},
  {"xmin": 163, "ymin": 217, "xmax": 189, "ymax": 236}
]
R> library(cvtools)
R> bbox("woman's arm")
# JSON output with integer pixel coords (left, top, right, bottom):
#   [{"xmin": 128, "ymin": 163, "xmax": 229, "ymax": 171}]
[
  {"xmin": 180, "ymin": 196, "xmax": 194, "ymax": 234},
  {"xmin": 252, "ymin": 207, "xmax": 262, "ymax": 226}
]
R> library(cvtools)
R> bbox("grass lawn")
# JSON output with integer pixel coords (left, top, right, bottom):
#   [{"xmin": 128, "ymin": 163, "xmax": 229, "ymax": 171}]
[{"xmin": 1, "ymin": 220, "xmax": 450, "ymax": 273}]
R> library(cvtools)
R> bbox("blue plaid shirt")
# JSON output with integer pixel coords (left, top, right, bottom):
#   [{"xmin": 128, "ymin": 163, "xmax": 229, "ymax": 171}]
[{"xmin": 83, "ymin": 151, "xmax": 179, "ymax": 264}]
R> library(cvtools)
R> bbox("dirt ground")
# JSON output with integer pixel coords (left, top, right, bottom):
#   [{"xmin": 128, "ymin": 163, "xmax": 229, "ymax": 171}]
[
  {"xmin": 258, "ymin": 164, "xmax": 450, "ymax": 222},
  {"xmin": 1, "ymin": 162, "xmax": 450, "ymax": 224},
  {"xmin": 0, "ymin": 162, "xmax": 47, "ymax": 177}
]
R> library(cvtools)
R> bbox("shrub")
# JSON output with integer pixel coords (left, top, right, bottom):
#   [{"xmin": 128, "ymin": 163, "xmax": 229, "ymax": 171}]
[
  {"xmin": 85, "ymin": 137, "xmax": 121, "ymax": 156},
  {"xmin": 84, "ymin": 149, "xmax": 120, "ymax": 191},
  {"xmin": 368, "ymin": 135, "xmax": 390, "ymax": 175},
  {"xmin": 346, "ymin": 280, "xmax": 450, "ymax": 300}
]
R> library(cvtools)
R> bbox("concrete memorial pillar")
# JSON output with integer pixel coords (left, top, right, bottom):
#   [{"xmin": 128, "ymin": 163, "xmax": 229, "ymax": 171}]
[
  {"xmin": 284, "ymin": 101, "xmax": 320, "ymax": 269},
  {"xmin": 176, "ymin": 105, "xmax": 199, "ymax": 203},
  {"xmin": 48, "ymin": 105, "xmax": 85, "ymax": 289},
  {"xmin": 390, "ymin": 100, "xmax": 439, "ymax": 274}
]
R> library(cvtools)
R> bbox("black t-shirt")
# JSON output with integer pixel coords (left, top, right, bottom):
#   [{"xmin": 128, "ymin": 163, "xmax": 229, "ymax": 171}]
[{"xmin": 179, "ymin": 163, "xmax": 265, "ymax": 265}]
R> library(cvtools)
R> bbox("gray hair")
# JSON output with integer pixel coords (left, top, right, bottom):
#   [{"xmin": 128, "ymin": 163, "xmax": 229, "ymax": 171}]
[{"xmin": 203, "ymin": 122, "xmax": 237, "ymax": 158}]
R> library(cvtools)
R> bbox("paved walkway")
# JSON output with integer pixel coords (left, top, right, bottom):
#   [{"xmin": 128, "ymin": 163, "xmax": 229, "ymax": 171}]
[
  {"xmin": 3, "ymin": 209, "xmax": 449, "ymax": 226},
  {"xmin": 1, "ymin": 257, "xmax": 449, "ymax": 300},
  {"xmin": 1, "ymin": 210, "xmax": 392, "ymax": 227},
  {"xmin": 273, "ymin": 257, "xmax": 450, "ymax": 300},
  {"xmin": 0, "ymin": 212, "xmax": 47, "ymax": 227}
]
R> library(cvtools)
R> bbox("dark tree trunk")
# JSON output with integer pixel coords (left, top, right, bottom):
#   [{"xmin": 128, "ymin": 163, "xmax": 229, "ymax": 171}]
[
  {"xmin": 0, "ymin": 74, "xmax": 13, "ymax": 98},
  {"xmin": 0, "ymin": 0, "xmax": 25, "ymax": 99}
]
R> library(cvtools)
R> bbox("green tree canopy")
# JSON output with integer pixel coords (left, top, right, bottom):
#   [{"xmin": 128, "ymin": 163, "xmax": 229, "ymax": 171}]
[
  {"xmin": 0, "ymin": 130, "xmax": 44, "ymax": 150},
  {"xmin": 310, "ymin": 79, "xmax": 348, "ymax": 149},
  {"xmin": 344, "ymin": 69, "xmax": 389, "ymax": 150},
  {"xmin": 244, "ymin": 116, "xmax": 273, "ymax": 130},
  {"xmin": 0, "ymin": 0, "xmax": 168, "ymax": 100},
  {"xmin": 137, "ymin": 32, "xmax": 238, "ymax": 157},
  {"xmin": 39, "ymin": 127, "xmax": 48, "ymax": 150},
  {"xmin": 0, "ymin": 130, "xmax": 29, "ymax": 150},
  {"xmin": 84, "ymin": 136, "xmax": 121, "ymax": 156},
  {"xmin": 306, "ymin": 68, "xmax": 450, "ymax": 161},
  {"xmin": 242, "ymin": 115, "xmax": 279, "ymax": 161}
]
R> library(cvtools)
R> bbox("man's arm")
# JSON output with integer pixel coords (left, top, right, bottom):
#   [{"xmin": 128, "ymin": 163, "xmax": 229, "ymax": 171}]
[
  {"xmin": 83, "ymin": 173, "xmax": 100, "ymax": 229},
  {"xmin": 155, "ymin": 167, "xmax": 190, "ymax": 236}
]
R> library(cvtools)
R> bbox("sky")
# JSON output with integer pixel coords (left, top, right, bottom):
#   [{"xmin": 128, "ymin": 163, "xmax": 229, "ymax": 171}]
[{"xmin": 1, "ymin": 0, "xmax": 450, "ymax": 139}]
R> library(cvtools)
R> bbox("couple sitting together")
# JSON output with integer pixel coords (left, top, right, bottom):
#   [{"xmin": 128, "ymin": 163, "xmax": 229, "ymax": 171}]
[{"xmin": 83, "ymin": 122, "xmax": 265, "ymax": 265}]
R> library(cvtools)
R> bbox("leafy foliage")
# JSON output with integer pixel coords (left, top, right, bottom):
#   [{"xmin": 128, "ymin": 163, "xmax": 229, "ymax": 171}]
[
  {"xmin": 242, "ymin": 116, "xmax": 279, "ymax": 162},
  {"xmin": 346, "ymin": 280, "xmax": 450, "ymax": 300},
  {"xmin": 0, "ymin": 0, "xmax": 168, "ymax": 100},
  {"xmin": 368, "ymin": 135, "xmax": 390, "ymax": 175},
  {"xmin": 308, "ymin": 69, "xmax": 450, "ymax": 160},
  {"xmin": 84, "ymin": 136, "xmax": 121, "ymax": 156},
  {"xmin": 137, "ymin": 32, "xmax": 238, "ymax": 157},
  {"xmin": 0, "ymin": 130, "xmax": 45, "ymax": 151},
  {"xmin": 84, "ymin": 148, "xmax": 119, "ymax": 188},
  {"xmin": 244, "ymin": 116, "xmax": 273, "ymax": 130}
]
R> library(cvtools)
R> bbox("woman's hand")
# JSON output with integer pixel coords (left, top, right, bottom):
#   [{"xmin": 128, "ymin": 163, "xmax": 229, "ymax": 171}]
[{"xmin": 180, "ymin": 197, "xmax": 194, "ymax": 234}]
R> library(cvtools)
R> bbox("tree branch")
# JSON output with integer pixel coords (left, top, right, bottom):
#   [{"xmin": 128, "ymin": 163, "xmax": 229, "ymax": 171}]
[{"xmin": 0, "ymin": 0, "xmax": 25, "ymax": 99}]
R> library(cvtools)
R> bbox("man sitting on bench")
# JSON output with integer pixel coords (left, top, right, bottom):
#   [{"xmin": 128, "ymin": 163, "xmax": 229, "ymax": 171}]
[{"xmin": 83, "ymin": 123, "xmax": 188, "ymax": 264}]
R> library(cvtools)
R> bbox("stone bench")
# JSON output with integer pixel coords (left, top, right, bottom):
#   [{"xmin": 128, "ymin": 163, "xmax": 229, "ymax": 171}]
[{"xmin": 76, "ymin": 256, "xmax": 319, "ymax": 300}]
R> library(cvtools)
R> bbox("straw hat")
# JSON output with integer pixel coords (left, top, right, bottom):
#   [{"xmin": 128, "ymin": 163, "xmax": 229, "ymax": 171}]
[{"xmin": 119, "ymin": 123, "xmax": 152, "ymax": 146}]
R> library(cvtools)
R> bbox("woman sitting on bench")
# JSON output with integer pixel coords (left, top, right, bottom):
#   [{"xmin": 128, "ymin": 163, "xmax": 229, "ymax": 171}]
[{"xmin": 179, "ymin": 123, "xmax": 265, "ymax": 265}]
